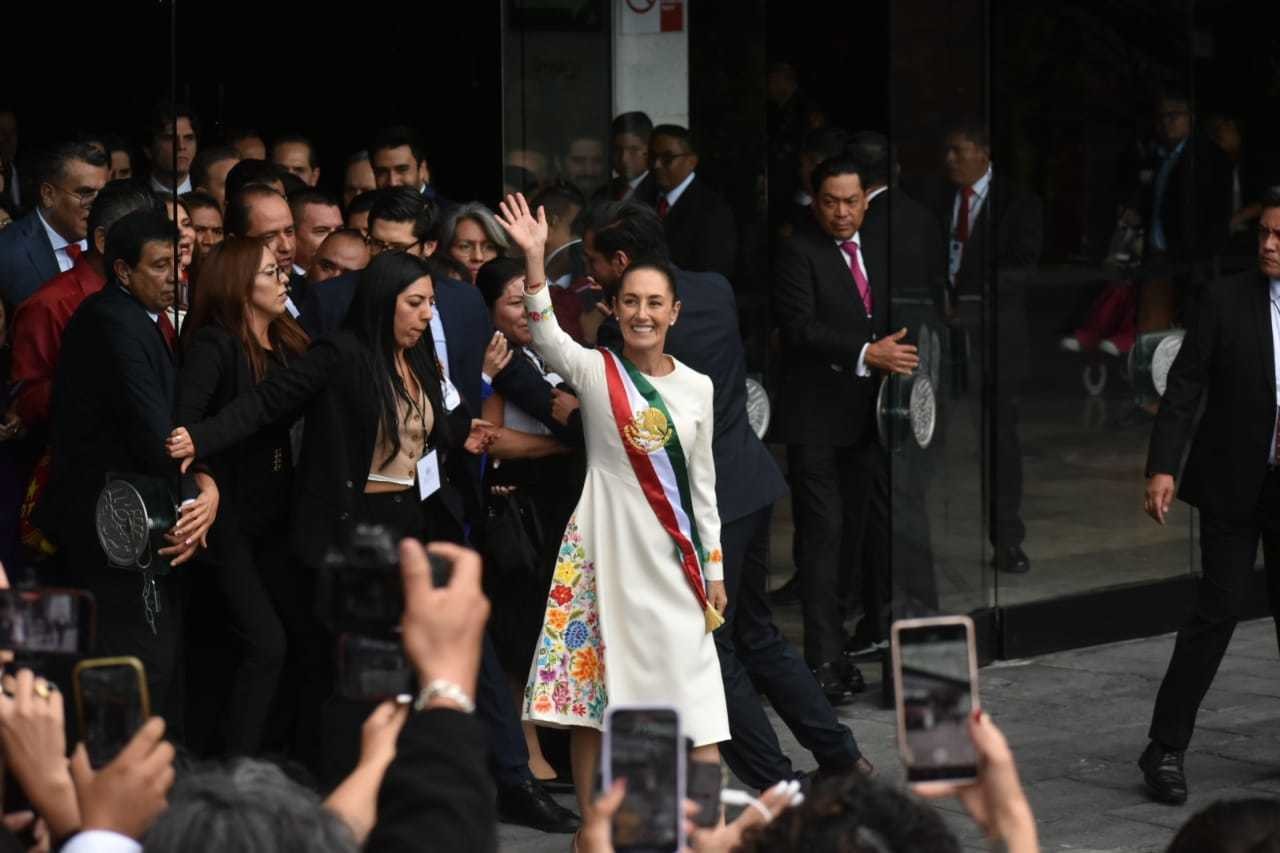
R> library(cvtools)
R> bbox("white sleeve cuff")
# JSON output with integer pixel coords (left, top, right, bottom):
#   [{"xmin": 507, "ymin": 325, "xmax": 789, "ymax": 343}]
[
  {"xmin": 62, "ymin": 831, "xmax": 144, "ymax": 853},
  {"xmin": 855, "ymin": 343, "xmax": 871, "ymax": 377},
  {"xmin": 481, "ymin": 371, "xmax": 493, "ymax": 386}
]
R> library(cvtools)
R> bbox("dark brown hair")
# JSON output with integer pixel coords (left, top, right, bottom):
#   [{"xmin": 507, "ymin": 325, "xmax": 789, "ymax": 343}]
[{"xmin": 184, "ymin": 237, "xmax": 309, "ymax": 380}]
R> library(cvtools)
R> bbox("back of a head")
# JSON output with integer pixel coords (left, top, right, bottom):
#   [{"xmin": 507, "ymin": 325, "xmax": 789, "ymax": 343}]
[
  {"xmin": 224, "ymin": 159, "xmax": 286, "ymax": 204},
  {"xmin": 585, "ymin": 199, "xmax": 669, "ymax": 264},
  {"xmin": 532, "ymin": 182, "xmax": 586, "ymax": 230},
  {"xmin": 143, "ymin": 759, "xmax": 355, "ymax": 853},
  {"xmin": 192, "ymin": 145, "xmax": 239, "ymax": 189},
  {"xmin": 1167, "ymin": 798, "xmax": 1280, "ymax": 853},
  {"xmin": 846, "ymin": 130, "xmax": 891, "ymax": 188},
  {"xmin": 89, "ymin": 181, "xmax": 162, "ymax": 244},
  {"xmin": 737, "ymin": 773, "xmax": 961, "ymax": 853}
]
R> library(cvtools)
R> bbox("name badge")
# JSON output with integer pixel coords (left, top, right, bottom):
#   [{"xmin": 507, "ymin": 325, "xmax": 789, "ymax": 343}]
[
  {"xmin": 441, "ymin": 376, "xmax": 462, "ymax": 412},
  {"xmin": 417, "ymin": 450, "xmax": 441, "ymax": 501}
]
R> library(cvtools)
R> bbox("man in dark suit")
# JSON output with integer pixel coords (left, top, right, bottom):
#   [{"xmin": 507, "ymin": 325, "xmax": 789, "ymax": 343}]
[
  {"xmin": 40, "ymin": 210, "xmax": 219, "ymax": 731},
  {"xmin": 632, "ymin": 125, "xmax": 737, "ymax": 280},
  {"xmin": 0, "ymin": 141, "xmax": 109, "ymax": 306},
  {"xmin": 585, "ymin": 198, "xmax": 871, "ymax": 786},
  {"xmin": 774, "ymin": 156, "xmax": 919, "ymax": 701},
  {"xmin": 369, "ymin": 125, "xmax": 455, "ymax": 215},
  {"xmin": 1137, "ymin": 189, "xmax": 1280, "ymax": 805},
  {"xmin": 223, "ymin": 184, "xmax": 311, "ymax": 308},
  {"xmin": 928, "ymin": 118, "xmax": 1043, "ymax": 575}
]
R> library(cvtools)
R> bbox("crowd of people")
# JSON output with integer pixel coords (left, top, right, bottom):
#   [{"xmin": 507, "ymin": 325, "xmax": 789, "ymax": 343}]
[{"xmin": 0, "ymin": 94, "xmax": 1273, "ymax": 853}]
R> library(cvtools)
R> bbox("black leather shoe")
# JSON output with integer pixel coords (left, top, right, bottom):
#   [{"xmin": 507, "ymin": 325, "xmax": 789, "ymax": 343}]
[
  {"xmin": 498, "ymin": 779, "xmax": 581, "ymax": 834},
  {"xmin": 1138, "ymin": 741, "xmax": 1187, "ymax": 805},
  {"xmin": 770, "ymin": 575, "xmax": 801, "ymax": 605},
  {"xmin": 993, "ymin": 545, "xmax": 1031, "ymax": 574},
  {"xmin": 813, "ymin": 660, "xmax": 865, "ymax": 705}
]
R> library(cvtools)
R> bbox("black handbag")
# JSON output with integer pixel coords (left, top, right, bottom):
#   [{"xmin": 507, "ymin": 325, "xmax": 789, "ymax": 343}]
[
  {"xmin": 482, "ymin": 489, "xmax": 544, "ymax": 583},
  {"xmin": 94, "ymin": 473, "xmax": 179, "ymax": 577}
]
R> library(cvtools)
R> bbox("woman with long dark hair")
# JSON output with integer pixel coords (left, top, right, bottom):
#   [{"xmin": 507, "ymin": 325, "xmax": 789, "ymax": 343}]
[{"xmin": 175, "ymin": 237, "xmax": 309, "ymax": 755}]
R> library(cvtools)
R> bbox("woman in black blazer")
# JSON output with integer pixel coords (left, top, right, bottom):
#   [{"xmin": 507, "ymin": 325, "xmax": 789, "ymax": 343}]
[
  {"xmin": 168, "ymin": 250, "xmax": 492, "ymax": 561},
  {"xmin": 175, "ymin": 237, "xmax": 310, "ymax": 755}
]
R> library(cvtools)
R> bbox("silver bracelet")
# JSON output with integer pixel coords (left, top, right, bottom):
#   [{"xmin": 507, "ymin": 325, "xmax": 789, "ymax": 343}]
[{"xmin": 414, "ymin": 679, "xmax": 475, "ymax": 714}]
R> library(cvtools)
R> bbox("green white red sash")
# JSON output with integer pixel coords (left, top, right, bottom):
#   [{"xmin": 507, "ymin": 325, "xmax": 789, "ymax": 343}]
[{"xmin": 599, "ymin": 347, "xmax": 723, "ymax": 632}]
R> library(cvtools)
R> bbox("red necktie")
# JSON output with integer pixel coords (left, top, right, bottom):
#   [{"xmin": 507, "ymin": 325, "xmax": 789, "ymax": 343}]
[
  {"xmin": 657, "ymin": 197, "xmax": 670, "ymax": 220},
  {"xmin": 65, "ymin": 243, "xmax": 83, "ymax": 263},
  {"xmin": 956, "ymin": 186, "xmax": 975, "ymax": 243},
  {"xmin": 840, "ymin": 240, "xmax": 873, "ymax": 316},
  {"xmin": 157, "ymin": 313, "xmax": 177, "ymax": 351}
]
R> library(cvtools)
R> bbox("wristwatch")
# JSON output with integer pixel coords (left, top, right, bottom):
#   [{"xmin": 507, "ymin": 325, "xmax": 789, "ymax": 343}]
[{"xmin": 413, "ymin": 679, "xmax": 475, "ymax": 714}]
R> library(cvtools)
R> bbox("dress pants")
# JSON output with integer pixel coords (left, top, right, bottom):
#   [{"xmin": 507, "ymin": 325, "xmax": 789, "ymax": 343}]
[
  {"xmin": 1149, "ymin": 469, "xmax": 1280, "ymax": 751},
  {"xmin": 789, "ymin": 438, "xmax": 890, "ymax": 668},
  {"xmin": 716, "ymin": 506, "xmax": 862, "ymax": 789}
]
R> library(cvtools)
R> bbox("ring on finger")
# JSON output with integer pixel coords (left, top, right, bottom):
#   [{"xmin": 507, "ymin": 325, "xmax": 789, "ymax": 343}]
[{"xmin": 33, "ymin": 681, "xmax": 52, "ymax": 700}]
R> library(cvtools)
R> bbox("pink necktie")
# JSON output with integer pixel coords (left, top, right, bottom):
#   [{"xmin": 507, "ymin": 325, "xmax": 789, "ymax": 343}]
[{"xmin": 840, "ymin": 240, "xmax": 872, "ymax": 316}]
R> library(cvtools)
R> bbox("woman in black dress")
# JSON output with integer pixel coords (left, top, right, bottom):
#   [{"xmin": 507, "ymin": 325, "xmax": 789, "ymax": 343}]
[{"xmin": 175, "ymin": 237, "xmax": 309, "ymax": 755}]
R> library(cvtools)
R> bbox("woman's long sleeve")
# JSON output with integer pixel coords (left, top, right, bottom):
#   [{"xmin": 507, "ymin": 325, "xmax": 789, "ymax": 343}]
[
  {"xmin": 524, "ymin": 286, "xmax": 599, "ymax": 393},
  {"xmin": 186, "ymin": 338, "xmax": 341, "ymax": 459},
  {"xmin": 687, "ymin": 374, "xmax": 723, "ymax": 583}
]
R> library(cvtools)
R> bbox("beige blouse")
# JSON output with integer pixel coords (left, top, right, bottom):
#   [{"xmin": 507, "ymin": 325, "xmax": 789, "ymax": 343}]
[{"xmin": 368, "ymin": 385, "xmax": 434, "ymax": 487}]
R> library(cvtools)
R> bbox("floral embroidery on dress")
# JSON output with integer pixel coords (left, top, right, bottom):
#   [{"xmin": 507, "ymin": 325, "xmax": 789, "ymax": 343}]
[
  {"xmin": 529, "ymin": 304, "xmax": 555, "ymax": 323},
  {"xmin": 525, "ymin": 516, "xmax": 608, "ymax": 725}
]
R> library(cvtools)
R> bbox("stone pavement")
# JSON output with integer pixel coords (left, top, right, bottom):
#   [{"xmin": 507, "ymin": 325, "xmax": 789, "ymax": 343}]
[{"xmin": 499, "ymin": 617, "xmax": 1280, "ymax": 851}]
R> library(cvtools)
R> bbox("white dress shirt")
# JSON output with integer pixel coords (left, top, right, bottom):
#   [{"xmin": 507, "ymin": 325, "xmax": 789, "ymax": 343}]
[
  {"xmin": 1269, "ymin": 279, "xmax": 1280, "ymax": 464},
  {"xmin": 948, "ymin": 165, "xmax": 992, "ymax": 286},
  {"xmin": 832, "ymin": 233, "xmax": 873, "ymax": 377},
  {"xmin": 149, "ymin": 174, "xmax": 193, "ymax": 196},
  {"xmin": 662, "ymin": 171, "xmax": 697, "ymax": 210},
  {"xmin": 61, "ymin": 830, "xmax": 142, "ymax": 853},
  {"xmin": 37, "ymin": 209, "xmax": 88, "ymax": 274},
  {"xmin": 866, "ymin": 185, "xmax": 889, "ymax": 205}
]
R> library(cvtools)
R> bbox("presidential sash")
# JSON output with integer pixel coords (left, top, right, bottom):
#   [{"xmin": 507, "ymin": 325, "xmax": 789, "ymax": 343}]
[{"xmin": 599, "ymin": 348, "xmax": 724, "ymax": 633}]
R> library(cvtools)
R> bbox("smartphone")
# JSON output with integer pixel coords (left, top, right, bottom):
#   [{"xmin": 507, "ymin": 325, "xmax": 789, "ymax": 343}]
[
  {"xmin": 685, "ymin": 738, "xmax": 723, "ymax": 830},
  {"xmin": 0, "ymin": 588, "xmax": 94, "ymax": 656},
  {"xmin": 73, "ymin": 657, "xmax": 150, "ymax": 768},
  {"xmin": 603, "ymin": 705, "xmax": 684, "ymax": 853},
  {"xmin": 891, "ymin": 616, "xmax": 979, "ymax": 783},
  {"xmin": 336, "ymin": 634, "xmax": 415, "ymax": 701}
]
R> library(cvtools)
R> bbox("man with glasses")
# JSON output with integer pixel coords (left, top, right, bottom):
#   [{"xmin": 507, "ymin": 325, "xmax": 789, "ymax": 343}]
[
  {"xmin": 636, "ymin": 124, "xmax": 737, "ymax": 280},
  {"xmin": 0, "ymin": 140, "xmax": 109, "ymax": 305}
]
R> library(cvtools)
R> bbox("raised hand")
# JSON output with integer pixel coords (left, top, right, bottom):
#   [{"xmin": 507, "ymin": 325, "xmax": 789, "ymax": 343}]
[
  {"xmin": 495, "ymin": 192, "xmax": 549, "ymax": 258},
  {"xmin": 483, "ymin": 332, "xmax": 512, "ymax": 378}
]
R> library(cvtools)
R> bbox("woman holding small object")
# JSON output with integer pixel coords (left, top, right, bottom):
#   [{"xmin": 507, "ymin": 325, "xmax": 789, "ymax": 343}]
[{"xmin": 496, "ymin": 192, "xmax": 728, "ymax": 820}]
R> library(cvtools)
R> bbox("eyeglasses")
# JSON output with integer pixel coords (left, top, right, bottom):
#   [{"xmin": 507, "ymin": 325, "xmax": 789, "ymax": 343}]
[
  {"xmin": 367, "ymin": 236, "xmax": 420, "ymax": 254},
  {"xmin": 649, "ymin": 152, "xmax": 690, "ymax": 168},
  {"xmin": 47, "ymin": 183, "xmax": 100, "ymax": 207},
  {"xmin": 257, "ymin": 265, "xmax": 289, "ymax": 280}
]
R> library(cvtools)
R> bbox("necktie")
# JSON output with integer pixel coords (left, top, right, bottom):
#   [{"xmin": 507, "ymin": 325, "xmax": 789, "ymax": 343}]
[
  {"xmin": 840, "ymin": 240, "xmax": 873, "ymax": 316},
  {"xmin": 657, "ymin": 197, "xmax": 670, "ymax": 220},
  {"xmin": 65, "ymin": 242, "xmax": 83, "ymax": 263},
  {"xmin": 157, "ymin": 313, "xmax": 178, "ymax": 351},
  {"xmin": 956, "ymin": 186, "xmax": 975, "ymax": 243}
]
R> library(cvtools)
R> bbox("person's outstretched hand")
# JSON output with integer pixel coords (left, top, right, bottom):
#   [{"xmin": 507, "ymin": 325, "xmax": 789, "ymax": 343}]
[
  {"xmin": 465, "ymin": 419, "xmax": 498, "ymax": 455},
  {"xmin": 69, "ymin": 716, "xmax": 175, "ymax": 841},
  {"xmin": 495, "ymin": 193, "xmax": 549, "ymax": 261},
  {"xmin": 913, "ymin": 711, "xmax": 1037, "ymax": 853},
  {"xmin": 484, "ymin": 331, "xmax": 513, "ymax": 377},
  {"xmin": 399, "ymin": 540, "xmax": 490, "ymax": 705},
  {"xmin": 577, "ymin": 779, "xmax": 626, "ymax": 853},
  {"xmin": 688, "ymin": 780, "xmax": 801, "ymax": 853},
  {"xmin": 325, "ymin": 699, "xmax": 411, "ymax": 843},
  {"xmin": 0, "ymin": 670, "xmax": 80, "ymax": 840}
]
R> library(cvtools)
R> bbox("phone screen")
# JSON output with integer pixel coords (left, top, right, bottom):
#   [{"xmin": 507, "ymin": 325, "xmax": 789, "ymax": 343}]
[
  {"xmin": 0, "ymin": 589, "xmax": 90, "ymax": 655},
  {"xmin": 75, "ymin": 660, "xmax": 149, "ymax": 768},
  {"xmin": 896, "ymin": 621, "xmax": 977, "ymax": 782},
  {"xmin": 607, "ymin": 708, "xmax": 682, "ymax": 852}
]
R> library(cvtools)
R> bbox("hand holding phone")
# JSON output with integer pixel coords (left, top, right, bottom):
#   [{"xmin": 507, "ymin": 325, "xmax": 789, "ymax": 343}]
[
  {"xmin": 0, "ymin": 589, "xmax": 94, "ymax": 657},
  {"xmin": 398, "ymin": 540, "xmax": 488, "ymax": 703},
  {"xmin": 73, "ymin": 657, "xmax": 149, "ymax": 768},
  {"xmin": 69, "ymin": 716, "xmax": 175, "ymax": 842},
  {"xmin": 603, "ymin": 706, "xmax": 684, "ymax": 853},
  {"xmin": 891, "ymin": 616, "xmax": 979, "ymax": 783}
]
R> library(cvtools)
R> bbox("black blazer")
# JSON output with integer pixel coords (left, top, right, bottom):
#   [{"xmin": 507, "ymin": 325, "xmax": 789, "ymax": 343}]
[
  {"xmin": 600, "ymin": 268, "xmax": 787, "ymax": 523},
  {"xmin": 1129, "ymin": 133, "xmax": 1234, "ymax": 264},
  {"xmin": 1147, "ymin": 270, "xmax": 1276, "ymax": 519},
  {"xmin": 174, "ymin": 325, "xmax": 300, "ymax": 537},
  {"xmin": 637, "ymin": 175, "xmax": 738, "ymax": 280},
  {"xmin": 490, "ymin": 349, "xmax": 584, "ymax": 448},
  {"xmin": 861, "ymin": 187, "xmax": 948, "ymax": 314},
  {"xmin": 773, "ymin": 216, "xmax": 890, "ymax": 447},
  {"xmin": 40, "ymin": 283, "xmax": 194, "ymax": 557},
  {"xmin": 0, "ymin": 210, "xmax": 59, "ymax": 306},
  {"xmin": 297, "ymin": 271, "xmax": 491, "ymax": 413},
  {"xmin": 365, "ymin": 708, "xmax": 496, "ymax": 853},
  {"xmin": 184, "ymin": 331, "xmax": 472, "ymax": 567}
]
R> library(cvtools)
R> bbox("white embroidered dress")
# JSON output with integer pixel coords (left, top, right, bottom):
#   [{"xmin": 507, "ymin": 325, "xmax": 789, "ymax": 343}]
[{"xmin": 520, "ymin": 285, "xmax": 730, "ymax": 746}]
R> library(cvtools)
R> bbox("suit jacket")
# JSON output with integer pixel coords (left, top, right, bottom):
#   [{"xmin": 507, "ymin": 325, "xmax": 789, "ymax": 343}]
[
  {"xmin": 773, "ymin": 216, "xmax": 890, "ymax": 447},
  {"xmin": 637, "ymin": 175, "xmax": 738, "ymax": 280},
  {"xmin": 861, "ymin": 187, "xmax": 948, "ymax": 314},
  {"xmin": 184, "ymin": 331, "xmax": 473, "ymax": 567},
  {"xmin": 297, "ymin": 271, "xmax": 490, "ymax": 413},
  {"xmin": 927, "ymin": 177, "xmax": 1043, "ymax": 387},
  {"xmin": 0, "ymin": 211, "xmax": 59, "ymax": 306},
  {"xmin": 1147, "ymin": 270, "xmax": 1277, "ymax": 519},
  {"xmin": 599, "ymin": 268, "xmax": 787, "ymax": 523},
  {"xmin": 40, "ymin": 283, "xmax": 192, "ymax": 558},
  {"xmin": 1129, "ymin": 133, "xmax": 1234, "ymax": 264},
  {"xmin": 365, "ymin": 708, "xmax": 496, "ymax": 853}
]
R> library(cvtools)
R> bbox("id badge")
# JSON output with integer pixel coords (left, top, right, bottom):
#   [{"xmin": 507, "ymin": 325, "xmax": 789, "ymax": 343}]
[{"xmin": 417, "ymin": 450, "xmax": 441, "ymax": 501}]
